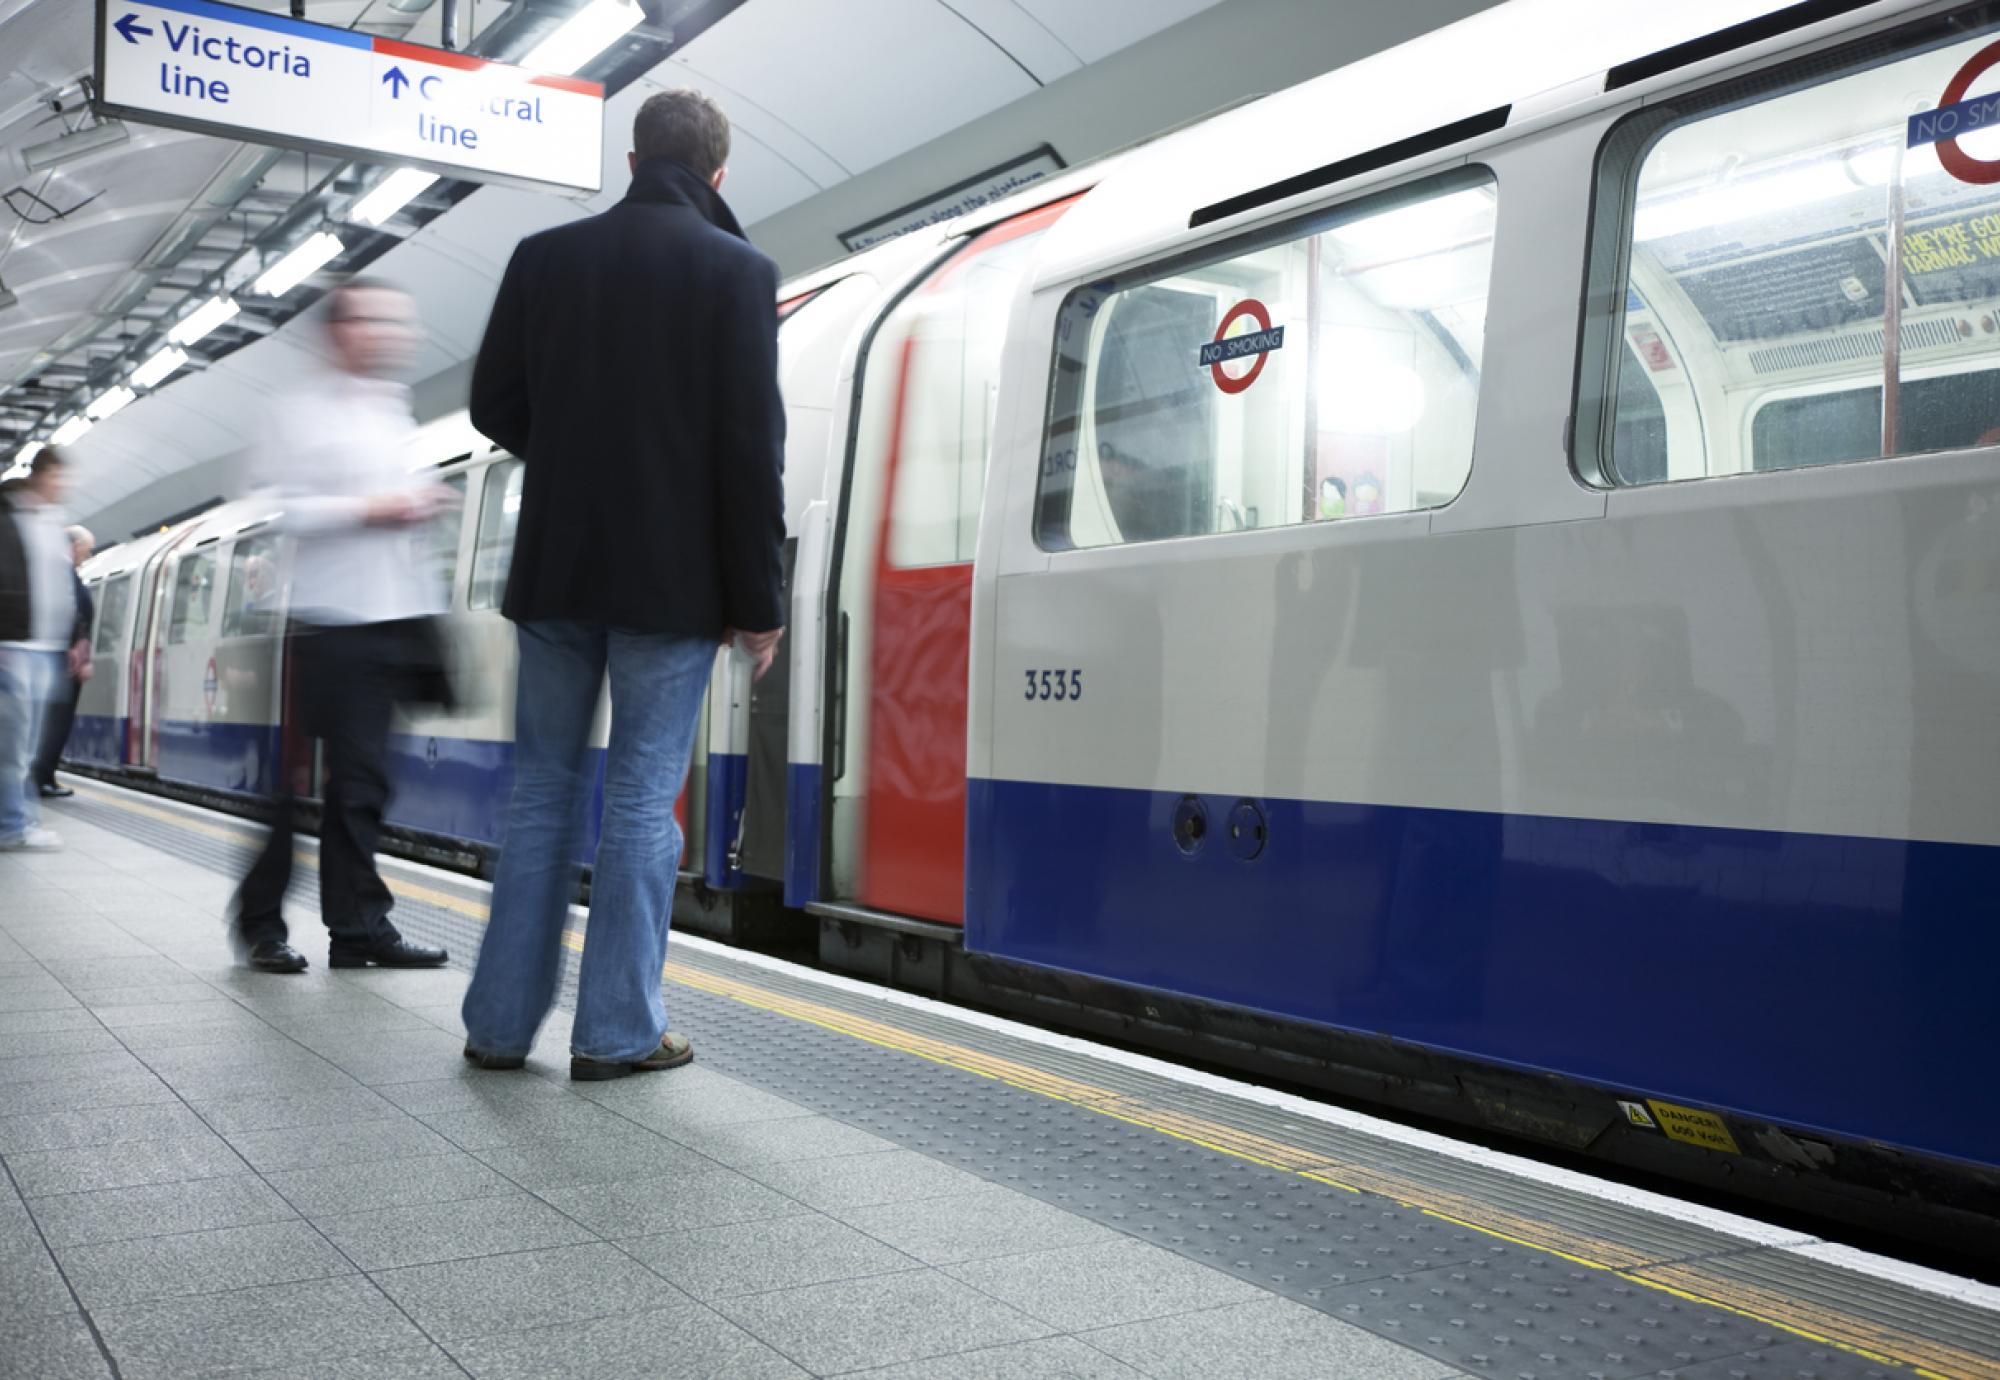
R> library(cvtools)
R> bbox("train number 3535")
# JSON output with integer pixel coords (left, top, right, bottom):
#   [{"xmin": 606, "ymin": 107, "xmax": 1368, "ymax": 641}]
[{"xmin": 1025, "ymin": 668, "xmax": 1083, "ymax": 702}]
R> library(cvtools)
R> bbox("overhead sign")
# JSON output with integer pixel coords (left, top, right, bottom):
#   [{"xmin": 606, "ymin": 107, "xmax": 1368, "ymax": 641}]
[
  {"xmin": 94, "ymin": 0, "xmax": 605, "ymax": 194},
  {"xmin": 840, "ymin": 146, "xmax": 1064, "ymax": 252},
  {"xmin": 1911, "ymin": 37, "xmax": 2000, "ymax": 186}
]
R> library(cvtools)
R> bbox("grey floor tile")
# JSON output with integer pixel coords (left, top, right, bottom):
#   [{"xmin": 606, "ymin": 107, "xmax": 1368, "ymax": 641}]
[
  {"xmin": 945, "ymin": 1239, "xmax": 1263, "ymax": 1331},
  {"xmin": 0, "ymin": 1072, "xmax": 178, "ymax": 1119},
  {"xmin": 221, "ymin": 1342, "xmax": 470, "ymax": 1379},
  {"xmin": 228, "ymin": 1115, "xmax": 457, "ymax": 1172},
  {"xmin": 191, "ymin": 1085, "xmax": 406, "ymax": 1136},
  {"xmin": 0, "ymin": 1310, "xmax": 112, "ymax": 1378},
  {"xmin": 266, "ymin": 1152, "xmax": 521, "ymax": 1219},
  {"xmin": 317, "ymin": 1191, "xmax": 597, "ymax": 1270},
  {"xmin": 8, "ymin": 1131, "xmax": 248, "ymax": 1197},
  {"xmin": 0, "ymin": 1026, "xmax": 124, "ymax": 1057},
  {"xmin": 472, "ymin": 1125, "xmax": 715, "ymax": 1193},
  {"xmin": 91, "ymin": 1274, "xmax": 427, "ymax": 1379},
  {"xmin": 0, "ymin": 1233, "xmax": 77, "ymax": 1318},
  {"xmin": 374, "ymin": 1073, "xmax": 572, "ymax": 1116},
  {"xmin": 714, "ymin": 1270, "xmax": 1053, "ymax": 1375},
  {"xmin": 0, "ymin": 1101, "xmax": 213, "ymax": 1154},
  {"xmin": 447, "ymin": 1299, "xmax": 808, "ymax": 1379},
  {"xmin": 112, "ymin": 1015, "xmax": 284, "ymax": 1054},
  {"xmin": 274, "ymin": 1007, "xmax": 443, "ymax": 1039},
  {"xmin": 79, "ymin": 991, "xmax": 236, "ymax": 1021},
  {"xmin": 746, "ymin": 1149, "xmax": 1003, "ymax": 1213},
  {"xmin": 0, "ymin": 1006, "xmax": 102, "ymax": 1035},
  {"xmin": 835, "ymin": 1190, "xmax": 1124, "ymax": 1267},
  {"xmin": 40, "ymin": 958, "xmax": 199, "ymax": 989},
  {"xmin": 666, "ymin": 1114, "xmax": 895, "ymax": 1167},
  {"xmin": 0, "ymin": 1047, "xmax": 150, "ymax": 1087},
  {"xmin": 1083, "ymin": 1296, "xmax": 1461, "ymax": 1380},
  {"xmin": 29, "ymin": 1174, "xmax": 299, "ymax": 1248},
  {"xmin": 372, "ymin": 1241, "xmax": 688, "ymax": 1342},
  {"xmin": 57, "ymin": 1219, "xmax": 354, "ymax": 1307},
  {"xmin": 0, "ymin": 980, "xmax": 80, "ymax": 1013},
  {"xmin": 418, "ymin": 1097, "xmax": 642, "ymax": 1152},
  {"xmin": 569, "ymin": 1067, "xmax": 812, "ymax": 1129},
  {"xmin": 833, "ymin": 1335, "xmax": 1149, "ymax": 1380},
  {"xmin": 536, "ymin": 1168, "xmax": 802, "ymax": 1238},
  {"xmin": 161, "ymin": 1061, "xmax": 365, "ymax": 1101},
  {"xmin": 624, "ymin": 1211, "xmax": 920, "ymax": 1300}
]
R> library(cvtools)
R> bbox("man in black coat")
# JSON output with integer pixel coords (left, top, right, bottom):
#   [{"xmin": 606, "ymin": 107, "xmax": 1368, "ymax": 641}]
[
  {"xmin": 460, "ymin": 90, "xmax": 786, "ymax": 1082},
  {"xmin": 33, "ymin": 525, "xmax": 96, "ymax": 798}
]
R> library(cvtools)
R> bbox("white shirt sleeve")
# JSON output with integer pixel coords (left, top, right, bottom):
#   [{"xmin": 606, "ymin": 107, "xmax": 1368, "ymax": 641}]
[{"xmin": 249, "ymin": 393, "xmax": 370, "ymax": 535}]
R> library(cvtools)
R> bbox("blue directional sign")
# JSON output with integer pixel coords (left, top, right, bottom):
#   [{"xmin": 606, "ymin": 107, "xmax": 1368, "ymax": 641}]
[{"xmin": 94, "ymin": 0, "xmax": 605, "ymax": 194}]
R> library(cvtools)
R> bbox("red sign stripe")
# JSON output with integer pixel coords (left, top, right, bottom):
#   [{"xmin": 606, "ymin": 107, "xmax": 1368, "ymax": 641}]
[{"xmin": 370, "ymin": 36, "xmax": 603, "ymax": 97}]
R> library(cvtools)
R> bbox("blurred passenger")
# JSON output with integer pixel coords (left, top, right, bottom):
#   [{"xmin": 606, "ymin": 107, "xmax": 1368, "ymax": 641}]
[
  {"xmin": 461, "ymin": 90, "xmax": 786, "ymax": 1080},
  {"xmin": 0, "ymin": 446, "xmax": 78, "ymax": 851},
  {"xmin": 32, "ymin": 525, "xmax": 96, "ymax": 799},
  {"xmin": 231, "ymin": 279, "xmax": 457, "ymax": 974}
]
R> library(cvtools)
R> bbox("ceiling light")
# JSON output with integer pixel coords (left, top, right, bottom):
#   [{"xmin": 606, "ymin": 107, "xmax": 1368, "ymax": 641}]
[
  {"xmin": 12, "ymin": 442, "xmax": 41, "ymax": 469},
  {"xmin": 50, "ymin": 416, "xmax": 92, "ymax": 446},
  {"xmin": 86, "ymin": 386, "xmax": 136, "ymax": 421},
  {"xmin": 523, "ymin": 0, "xmax": 641, "ymax": 75},
  {"xmin": 0, "ymin": 278, "xmax": 16, "ymax": 312},
  {"xmin": 251, "ymin": 231, "xmax": 345, "ymax": 297},
  {"xmin": 350, "ymin": 168, "xmax": 439, "ymax": 227},
  {"xmin": 21, "ymin": 120, "xmax": 130, "ymax": 173},
  {"xmin": 131, "ymin": 346, "xmax": 189, "ymax": 389},
  {"xmin": 168, "ymin": 295, "xmax": 240, "ymax": 346}
]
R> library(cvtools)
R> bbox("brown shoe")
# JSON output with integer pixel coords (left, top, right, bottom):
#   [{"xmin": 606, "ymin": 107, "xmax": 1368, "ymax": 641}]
[{"xmin": 570, "ymin": 1032, "xmax": 694, "ymax": 1081}]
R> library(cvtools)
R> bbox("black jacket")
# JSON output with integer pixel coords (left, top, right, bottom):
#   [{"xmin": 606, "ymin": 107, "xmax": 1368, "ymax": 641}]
[
  {"xmin": 0, "ymin": 490, "xmax": 29, "ymax": 644},
  {"xmin": 470, "ymin": 157, "xmax": 787, "ymax": 638},
  {"xmin": 71, "ymin": 571, "xmax": 94, "ymax": 652}
]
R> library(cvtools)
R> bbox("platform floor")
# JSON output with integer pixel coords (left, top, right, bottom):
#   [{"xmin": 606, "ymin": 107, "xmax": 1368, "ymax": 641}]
[{"xmin": 2, "ymin": 779, "xmax": 1997, "ymax": 1380}]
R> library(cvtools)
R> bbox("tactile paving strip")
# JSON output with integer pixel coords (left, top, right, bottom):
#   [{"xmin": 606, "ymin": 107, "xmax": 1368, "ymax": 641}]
[{"xmin": 57, "ymin": 785, "xmax": 1997, "ymax": 1380}]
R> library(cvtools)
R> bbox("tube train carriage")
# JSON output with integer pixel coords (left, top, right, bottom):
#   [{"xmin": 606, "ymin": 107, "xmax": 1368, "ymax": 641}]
[{"xmin": 65, "ymin": 0, "xmax": 2000, "ymax": 1251}]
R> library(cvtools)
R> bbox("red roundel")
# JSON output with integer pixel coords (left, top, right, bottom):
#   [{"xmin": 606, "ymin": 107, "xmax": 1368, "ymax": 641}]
[
  {"xmin": 1210, "ymin": 299, "xmax": 1276, "ymax": 394},
  {"xmin": 1936, "ymin": 39, "xmax": 2000, "ymax": 187}
]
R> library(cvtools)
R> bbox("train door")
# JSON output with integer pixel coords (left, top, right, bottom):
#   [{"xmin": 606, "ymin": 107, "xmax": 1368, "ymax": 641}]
[
  {"xmin": 73, "ymin": 571, "xmax": 132, "ymax": 766},
  {"xmin": 824, "ymin": 199, "xmax": 1073, "ymax": 925},
  {"xmin": 153, "ymin": 536, "xmax": 222, "ymax": 784},
  {"xmin": 131, "ymin": 529, "xmax": 195, "ymax": 771}
]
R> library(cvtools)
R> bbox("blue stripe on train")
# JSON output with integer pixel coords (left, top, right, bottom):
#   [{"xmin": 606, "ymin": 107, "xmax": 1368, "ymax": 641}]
[
  {"xmin": 155, "ymin": 719, "xmax": 283, "ymax": 795},
  {"xmin": 785, "ymin": 761, "xmax": 822, "ymax": 908},
  {"xmin": 703, "ymin": 752, "xmax": 748, "ymax": 888},
  {"xmin": 965, "ymin": 777, "xmax": 2000, "ymax": 1168}
]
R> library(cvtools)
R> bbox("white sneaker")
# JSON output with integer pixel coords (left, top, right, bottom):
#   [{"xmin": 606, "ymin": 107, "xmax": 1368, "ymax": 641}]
[{"xmin": 0, "ymin": 827, "xmax": 62, "ymax": 852}]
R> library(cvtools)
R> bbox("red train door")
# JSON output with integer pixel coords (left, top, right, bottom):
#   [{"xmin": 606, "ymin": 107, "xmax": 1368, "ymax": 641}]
[{"xmin": 857, "ymin": 200, "xmax": 1072, "ymax": 924}]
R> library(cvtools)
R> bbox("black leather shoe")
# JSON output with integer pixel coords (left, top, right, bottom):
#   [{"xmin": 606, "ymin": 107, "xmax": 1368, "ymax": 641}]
[
  {"xmin": 247, "ymin": 941, "xmax": 307, "ymax": 973},
  {"xmin": 38, "ymin": 783, "xmax": 73, "ymax": 799},
  {"xmin": 328, "ymin": 936, "xmax": 448, "ymax": 969},
  {"xmin": 463, "ymin": 1043, "xmax": 525, "ymax": 1070}
]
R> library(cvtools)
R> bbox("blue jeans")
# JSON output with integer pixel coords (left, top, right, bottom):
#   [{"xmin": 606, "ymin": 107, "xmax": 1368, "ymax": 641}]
[
  {"xmin": 0, "ymin": 647, "xmax": 61, "ymax": 843},
  {"xmin": 462, "ymin": 621, "xmax": 716, "ymax": 1061}
]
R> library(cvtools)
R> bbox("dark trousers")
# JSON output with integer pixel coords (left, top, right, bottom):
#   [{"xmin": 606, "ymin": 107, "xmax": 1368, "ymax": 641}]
[
  {"xmin": 31, "ymin": 674, "xmax": 81, "ymax": 788},
  {"xmin": 235, "ymin": 621, "xmax": 429, "ymax": 953}
]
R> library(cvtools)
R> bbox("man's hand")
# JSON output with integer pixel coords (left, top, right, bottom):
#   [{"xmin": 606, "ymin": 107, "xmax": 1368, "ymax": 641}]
[
  {"xmin": 725, "ymin": 626, "xmax": 784, "ymax": 681},
  {"xmin": 68, "ymin": 641, "xmax": 92, "ymax": 682},
  {"xmin": 363, "ymin": 485, "xmax": 459, "ymax": 528}
]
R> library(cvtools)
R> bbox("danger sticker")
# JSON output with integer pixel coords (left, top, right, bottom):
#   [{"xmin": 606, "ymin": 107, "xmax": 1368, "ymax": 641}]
[
  {"xmin": 1646, "ymin": 1099, "xmax": 1741, "ymax": 1154},
  {"xmin": 1617, "ymin": 1100, "xmax": 1657, "ymax": 1129},
  {"xmin": 1203, "ymin": 299, "xmax": 1284, "ymax": 393}
]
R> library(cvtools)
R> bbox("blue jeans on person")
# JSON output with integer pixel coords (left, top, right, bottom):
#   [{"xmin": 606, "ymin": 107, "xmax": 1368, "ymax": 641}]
[
  {"xmin": 0, "ymin": 646, "xmax": 61, "ymax": 844},
  {"xmin": 462, "ymin": 621, "xmax": 717, "ymax": 1061}
]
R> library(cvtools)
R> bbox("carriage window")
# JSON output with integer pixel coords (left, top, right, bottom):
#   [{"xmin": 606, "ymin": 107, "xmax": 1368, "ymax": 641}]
[
  {"xmin": 167, "ymin": 551, "xmax": 217, "ymax": 644},
  {"xmin": 1036, "ymin": 170, "xmax": 1493, "ymax": 550},
  {"xmin": 92, "ymin": 576, "xmax": 131, "ymax": 656},
  {"xmin": 425, "ymin": 473, "xmax": 468, "ymax": 606},
  {"xmin": 220, "ymin": 536, "xmax": 282, "ymax": 638},
  {"xmin": 469, "ymin": 461, "xmax": 523, "ymax": 610},
  {"xmin": 1583, "ymin": 11, "xmax": 2000, "ymax": 485}
]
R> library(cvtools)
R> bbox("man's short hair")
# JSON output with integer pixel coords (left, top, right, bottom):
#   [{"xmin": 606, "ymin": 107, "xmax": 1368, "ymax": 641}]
[
  {"xmin": 633, "ymin": 90, "xmax": 730, "ymax": 180},
  {"xmin": 324, "ymin": 277, "xmax": 403, "ymax": 326},
  {"xmin": 31, "ymin": 445, "xmax": 68, "ymax": 475}
]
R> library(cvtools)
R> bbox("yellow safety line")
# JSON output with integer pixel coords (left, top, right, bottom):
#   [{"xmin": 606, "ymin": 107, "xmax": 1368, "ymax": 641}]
[{"xmin": 70, "ymin": 778, "xmax": 1996, "ymax": 1380}]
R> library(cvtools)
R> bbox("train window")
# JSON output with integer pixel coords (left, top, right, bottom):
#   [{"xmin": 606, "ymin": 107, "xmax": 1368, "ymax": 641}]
[
  {"xmin": 1036, "ymin": 170, "xmax": 1494, "ymax": 550},
  {"xmin": 92, "ymin": 575, "xmax": 131, "ymax": 656},
  {"xmin": 166, "ymin": 551, "xmax": 216, "ymax": 645},
  {"xmin": 877, "ymin": 218, "xmax": 1058, "ymax": 568},
  {"xmin": 1581, "ymin": 10, "xmax": 2000, "ymax": 485},
  {"xmin": 469, "ymin": 461, "xmax": 523, "ymax": 610},
  {"xmin": 220, "ymin": 536, "xmax": 282, "ymax": 639},
  {"xmin": 424, "ymin": 473, "xmax": 468, "ymax": 605}
]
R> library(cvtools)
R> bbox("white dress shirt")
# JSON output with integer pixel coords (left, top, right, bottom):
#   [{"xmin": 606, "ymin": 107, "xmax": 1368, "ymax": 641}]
[
  {"xmin": 6, "ymin": 494, "xmax": 75, "ymax": 651},
  {"xmin": 253, "ymin": 363, "xmax": 445, "ymax": 626}
]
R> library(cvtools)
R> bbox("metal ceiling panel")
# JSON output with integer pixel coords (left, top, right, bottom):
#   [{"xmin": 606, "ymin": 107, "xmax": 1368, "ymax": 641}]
[
  {"xmin": 1008, "ymin": 0, "xmax": 1223, "ymax": 63},
  {"xmin": 933, "ymin": 0, "xmax": 1084, "ymax": 84}
]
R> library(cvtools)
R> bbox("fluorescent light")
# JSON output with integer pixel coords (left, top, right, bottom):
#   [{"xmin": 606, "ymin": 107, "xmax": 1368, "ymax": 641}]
[
  {"xmin": 50, "ymin": 416, "xmax": 92, "ymax": 446},
  {"xmin": 12, "ymin": 442, "xmax": 41, "ymax": 468},
  {"xmin": 350, "ymin": 168, "xmax": 440, "ymax": 227},
  {"xmin": 86, "ymin": 386, "xmax": 136, "ymax": 421},
  {"xmin": 131, "ymin": 346, "xmax": 189, "ymax": 389},
  {"xmin": 168, "ymin": 295, "xmax": 240, "ymax": 346},
  {"xmin": 1326, "ymin": 188, "xmax": 1494, "ymax": 258},
  {"xmin": 523, "ymin": 0, "xmax": 641, "ymax": 75},
  {"xmin": 251, "ymin": 231, "xmax": 345, "ymax": 297},
  {"xmin": 21, "ymin": 120, "xmax": 129, "ymax": 173}
]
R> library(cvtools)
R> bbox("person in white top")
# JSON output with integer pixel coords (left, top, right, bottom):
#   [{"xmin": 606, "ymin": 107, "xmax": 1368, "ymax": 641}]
[
  {"xmin": 231, "ymin": 279, "xmax": 458, "ymax": 974},
  {"xmin": 0, "ymin": 447, "xmax": 79, "ymax": 851}
]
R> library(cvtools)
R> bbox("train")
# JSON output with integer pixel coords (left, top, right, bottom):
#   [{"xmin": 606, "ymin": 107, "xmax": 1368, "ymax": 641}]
[{"xmin": 64, "ymin": 0, "xmax": 2000, "ymax": 1252}]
